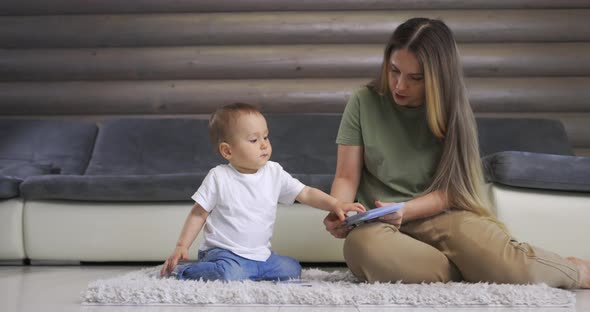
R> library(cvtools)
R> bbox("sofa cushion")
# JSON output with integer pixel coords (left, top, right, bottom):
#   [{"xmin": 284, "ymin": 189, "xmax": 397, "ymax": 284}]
[
  {"xmin": 22, "ymin": 115, "xmax": 341, "ymax": 201},
  {"xmin": 483, "ymin": 151, "xmax": 590, "ymax": 192},
  {"xmin": 268, "ymin": 114, "xmax": 340, "ymax": 193},
  {"xmin": 0, "ymin": 176, "xmax": 20, "ymax": 199},
  {"xmin": 0, "ymin": 162, "xmax": 58, "ymax": 199},
  {"xmin": 85, "ymin": 118, "xmax": 221, "ymax": 175},
  {"xmin": 1, "ymin": 162, "xmax": 59, "ymax": 178},
  {"xmin": 0, "ymin": 119, "xmax": 97, "ymax": 174},
  {"xmin": 21, "ymin": 173, "xmax": 207, "ymax": 201},
  {"xmin": 477, "ymin": 118, "xmax": 574, "ymax": 157},
  {"xmin": 0, "ymin": 119, "xmax": 97, "ymax": 198},
  {"xmin": 23, "ymin": 118, "xmax": 222, "ymax": 201}
]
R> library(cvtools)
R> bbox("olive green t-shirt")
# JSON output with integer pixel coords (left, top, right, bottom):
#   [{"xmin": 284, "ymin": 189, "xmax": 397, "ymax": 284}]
[{"xmin": 336, "ymin": 87, "xmax": 443, "ymax": 209}]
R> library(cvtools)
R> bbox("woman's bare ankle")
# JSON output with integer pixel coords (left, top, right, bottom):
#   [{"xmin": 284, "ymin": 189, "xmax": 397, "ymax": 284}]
[{"xmin": 567, "ymin": 257, "xmax": 590, "ymax": 288}]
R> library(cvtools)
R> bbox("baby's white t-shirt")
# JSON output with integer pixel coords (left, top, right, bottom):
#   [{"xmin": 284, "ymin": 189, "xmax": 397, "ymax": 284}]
[{"xmin": 191, "ymin": 161, "xmax": 305, "ymax": 261}]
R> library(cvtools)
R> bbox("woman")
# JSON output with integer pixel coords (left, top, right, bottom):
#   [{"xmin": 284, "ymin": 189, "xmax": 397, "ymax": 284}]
[{"xmin": 323, "ymin": 17, "xmax": 589, "ymax": 288}]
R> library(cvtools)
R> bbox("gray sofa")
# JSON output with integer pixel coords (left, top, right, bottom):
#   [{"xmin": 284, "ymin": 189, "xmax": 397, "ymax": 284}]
[
  {"xmin": 0, "ymin": 120, "xmax": 97, "ymax": 261},
  {"xmin": 1, "ymin": 116, "xmax": 589, "ymax": 263}
]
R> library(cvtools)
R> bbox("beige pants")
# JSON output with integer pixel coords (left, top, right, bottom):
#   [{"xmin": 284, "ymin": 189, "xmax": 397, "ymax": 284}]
[{"xmin": 344, "ymin": 209, "xmax": 580, "ymax": 288}]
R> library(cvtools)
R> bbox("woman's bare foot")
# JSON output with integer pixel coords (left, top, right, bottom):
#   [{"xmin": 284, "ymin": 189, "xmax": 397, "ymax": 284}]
[{"xmin": 567, "ymin": 257, "xmax": 590, "ymax": 288}]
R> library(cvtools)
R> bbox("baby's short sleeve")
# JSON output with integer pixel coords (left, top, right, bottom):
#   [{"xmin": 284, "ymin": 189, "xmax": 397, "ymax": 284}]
[
  {"xmin": 191, "ymin": 168, "xmax": 218, "ymax": 212},
  {"xmin": 277, "ymin": 166, "xmax": 305, "ymax": 205}
]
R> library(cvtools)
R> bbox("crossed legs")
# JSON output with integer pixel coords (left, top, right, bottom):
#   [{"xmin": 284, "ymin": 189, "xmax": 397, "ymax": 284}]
[{"xmin": 344, "ymin": 210, "xmax": 581, "ymax": 288}]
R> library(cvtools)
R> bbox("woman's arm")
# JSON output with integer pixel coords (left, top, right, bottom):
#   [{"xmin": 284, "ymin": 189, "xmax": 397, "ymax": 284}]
[
  {"xmin": 323, "ymin": 144, "xmax": 364, "ymax": 238},
  {"xmin": 376, "ymin": 190, "xmax": 448, "ymax": 227},
  {"xmin": 402, "ymin": 190, "xmax": 448, "ymax": 222},
  {"xmin": 331, "ymin": 145, "xmax": 364, "ymax": 201}
]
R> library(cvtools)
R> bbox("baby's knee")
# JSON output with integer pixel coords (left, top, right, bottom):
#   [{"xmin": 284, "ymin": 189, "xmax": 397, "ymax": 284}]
[
  {"xmin": 175, "ymin": 260, "xmax": 246, "ymax": 282},
  {"xmin": 174, "ymin": 262, "xmax": 225, "ymax": 281},
  {"xmin": 215, "ymin": 263, "xmax": 248, "ymax": 281},
  {"xmin": 274, "ymin": 256, "xmax": 302, "ymax": 280}
]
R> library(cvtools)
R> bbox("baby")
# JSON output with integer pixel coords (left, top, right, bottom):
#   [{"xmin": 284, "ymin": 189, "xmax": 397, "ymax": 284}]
[{"xmin": 161, "ymin": 103, "xmax": 365, "ymax": 281}]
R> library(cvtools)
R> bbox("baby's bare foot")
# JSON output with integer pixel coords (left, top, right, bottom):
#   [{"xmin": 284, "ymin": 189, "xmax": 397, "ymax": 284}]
[{"xmin": 567, "ymin": 257, "xmax": 590, "ymax": 288}]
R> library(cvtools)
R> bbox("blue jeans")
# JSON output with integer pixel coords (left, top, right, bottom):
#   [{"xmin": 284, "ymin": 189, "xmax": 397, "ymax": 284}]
[{"xmin": 174, "ymin": 248, "xmax": 301, "ymax": 282}]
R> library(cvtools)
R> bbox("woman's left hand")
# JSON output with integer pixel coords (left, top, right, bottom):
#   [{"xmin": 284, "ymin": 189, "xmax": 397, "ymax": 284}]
[{"xmin": 375, "ymin": 200, "xmax": 404, "ymax": 228}]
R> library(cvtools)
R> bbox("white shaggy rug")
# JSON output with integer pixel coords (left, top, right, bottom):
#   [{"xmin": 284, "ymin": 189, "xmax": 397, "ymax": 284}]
[{"xmin": 82, "ymin": 266, "xmax": 575, "ymax": 307}]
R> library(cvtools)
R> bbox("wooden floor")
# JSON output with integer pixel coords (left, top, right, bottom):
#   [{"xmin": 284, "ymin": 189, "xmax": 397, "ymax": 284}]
[{"xmin": 0, "ymin": 265, "xmax": 588, "ymax": 312}]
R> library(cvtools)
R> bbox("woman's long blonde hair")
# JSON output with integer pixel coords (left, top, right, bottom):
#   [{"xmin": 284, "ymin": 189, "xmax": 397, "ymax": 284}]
[{"xmin": 369, "ymin": 18, "xmax": 500, "ymax": 223}]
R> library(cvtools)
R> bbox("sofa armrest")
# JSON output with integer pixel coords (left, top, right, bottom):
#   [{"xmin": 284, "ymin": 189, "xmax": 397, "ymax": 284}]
[
  {"xmin": 0, "ymin": 162, "xmax": 59, "ymax": 199},
  {"xmin": 483, "ymin": 151, "xmax": 590, "ymax": 192}
]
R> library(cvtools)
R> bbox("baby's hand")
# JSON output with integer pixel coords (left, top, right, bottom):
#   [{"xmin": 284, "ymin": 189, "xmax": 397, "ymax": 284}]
[
  {"xmin": 333, "ymin": 202, "xmax": 366, "ymax": 221},
  {"xmin": 161, "ymin": 246, "xmax": 189, "ymax": 277}
]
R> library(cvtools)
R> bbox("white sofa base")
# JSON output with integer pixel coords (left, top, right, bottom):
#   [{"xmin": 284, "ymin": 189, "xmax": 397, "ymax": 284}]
[
  {"xmin": 18, "ymin": 185, "xmax": 590, "ymax": 263},
  {"xmin": 492, "ymin": 185, "xmax": 590, "ymax": 260},
  {"xmin": 0, "ymin": 198, "xmax": 25, "ymax": 261},
  {"xmin": 23, "ymin": 200, "xmax": 344, "ymax": 263}
]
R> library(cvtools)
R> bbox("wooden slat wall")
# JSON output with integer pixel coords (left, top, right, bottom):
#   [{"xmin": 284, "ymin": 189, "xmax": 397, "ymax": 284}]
[
  {"xmin": 2, "ymin": 0, "xmax": 590, "ymax": 14},
  {"xmin": 2, "ymin": 11, "xmax": 590, "ymax": 48},
  {"xmin": 1, "ymin": 1, "xmax": 589, "ymax": 153},
  {"xmin": 3, "ymin": 44, "xmax": 590, "ymax": 80},
  {"xmin": 2, "ymin": 78, "xmax": 590, "ymax": 113}
]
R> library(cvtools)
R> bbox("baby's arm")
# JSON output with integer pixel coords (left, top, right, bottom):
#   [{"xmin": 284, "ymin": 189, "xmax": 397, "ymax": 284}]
[
  {"xmin": 295, "ymin": 186, "xmax": 365, "ymax": 221},
  {"xmin": 161, "ymin": 203, "xmax": 209, "ymax": 277}
]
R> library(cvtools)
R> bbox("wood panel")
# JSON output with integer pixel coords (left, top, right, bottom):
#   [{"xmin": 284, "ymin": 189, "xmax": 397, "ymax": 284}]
[
  {"xmin": 2, "ymin": 78, "xmax": 590, "ymax": 115},
  {"xmin": 1, "ymin": 3, "xmax": 588, "ymax": 152},
  {"xmin": 2, "ymin": 10, "xmax": 590, "ymax": 48},
  {"xmin": 3, "ymin": 0, "xmax": 590, "ymax": 15},
  {"xmin": 466, "ymin": 77, "xmax": 590, "ymax": 113},
  {"xmin": 0, "ymin": 79, "xmax": 368, "ymax": 115},
  {"xmin": 460, "ymin": 43, "xmax": 590, "ymax": 77},
  {"xmin": 3, "ymin": 43, "xmax": 590, "ymax": 81}
]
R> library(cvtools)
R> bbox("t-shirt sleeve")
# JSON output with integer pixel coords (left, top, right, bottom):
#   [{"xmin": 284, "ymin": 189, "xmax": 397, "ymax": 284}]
[
  {"xmin": 191, "ymin": 168, "xmax": 218, "ymax": 212},
  {"xmin": 277, "ymin": 166, "xmax": 306, "ymax": 205},
  {"xmin": 336, "ymin": 90, "xmax": 363, "ymax": 146}
]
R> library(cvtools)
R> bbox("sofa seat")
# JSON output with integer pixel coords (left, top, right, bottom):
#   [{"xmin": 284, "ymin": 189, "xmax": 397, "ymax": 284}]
[{"xmin": 21, "ymin": 173, "xmax": 207, "ymax": 201}]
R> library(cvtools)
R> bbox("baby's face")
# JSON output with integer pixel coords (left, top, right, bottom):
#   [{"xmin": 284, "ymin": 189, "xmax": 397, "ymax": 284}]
[{"xmin": 226, "ymin": 113, "xmax": 272, "ymax": 174}]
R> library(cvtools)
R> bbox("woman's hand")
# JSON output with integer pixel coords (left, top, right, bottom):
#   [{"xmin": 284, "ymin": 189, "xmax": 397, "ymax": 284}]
[
  {"xmin": 375, "ymin": 200, "xmax": 404, "ymax": 228},
  {"xmin": 161, "ymin": 245, "xmax": 189, "ymax": 277},
  {"xmin": 323, "ymin": 211, "xmax": 354, "ymax": 239}
]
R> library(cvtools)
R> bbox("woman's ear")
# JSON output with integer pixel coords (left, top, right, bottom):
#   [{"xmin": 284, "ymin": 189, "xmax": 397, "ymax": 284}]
[{"xmin": 219, "ymin": 142, "xmax": 232, "ymax": 160}]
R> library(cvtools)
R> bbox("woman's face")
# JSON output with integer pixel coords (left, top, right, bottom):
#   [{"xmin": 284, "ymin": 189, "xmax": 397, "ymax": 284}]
[{"xmin": 388, "ymin": 48, "xmax": 425, "ymax": 108}]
